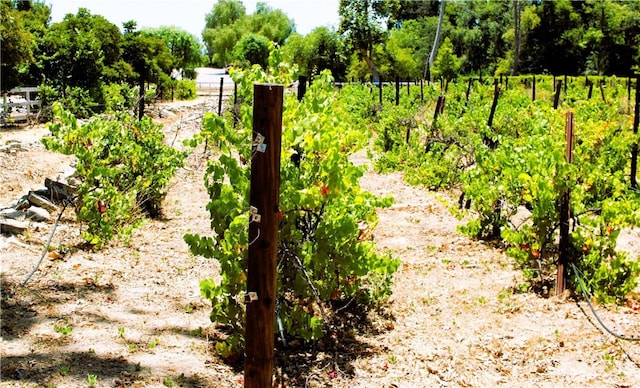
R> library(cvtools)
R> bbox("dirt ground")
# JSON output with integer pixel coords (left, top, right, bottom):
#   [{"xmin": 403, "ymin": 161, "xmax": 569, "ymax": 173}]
[{"xmin": 1, "ymin": 96, "xmax": 639, "ymax": 388}]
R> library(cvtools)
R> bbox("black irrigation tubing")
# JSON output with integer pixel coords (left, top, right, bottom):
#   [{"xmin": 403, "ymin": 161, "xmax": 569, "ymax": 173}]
[
  {"xmin": 3, "ymin": 197, "xmax": 74, "ymax": 301},
  {"xmin": 570, "ymin": 262, "xmax": 640, "ymax": 342}
]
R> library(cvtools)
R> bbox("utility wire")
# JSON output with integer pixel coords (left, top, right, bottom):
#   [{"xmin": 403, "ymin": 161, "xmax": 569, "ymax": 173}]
[{"xmin": 570, "ymin": 262, "xmax": 640, "ymax": 342}]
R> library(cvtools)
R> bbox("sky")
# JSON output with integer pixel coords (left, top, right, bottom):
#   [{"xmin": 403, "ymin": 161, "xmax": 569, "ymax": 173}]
[{"xmin": 48, "ymin": 0, "xmax": 341, "ymax": 39}]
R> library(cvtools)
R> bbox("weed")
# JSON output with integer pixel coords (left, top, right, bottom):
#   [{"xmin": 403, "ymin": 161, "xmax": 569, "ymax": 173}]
[
  {"xmin": 163, "ymin": 377, "xmax": 174, "ymax": 387},
  {"xmin": 53, "ymin": 323, "xmax": 73, "ymax": 336},
  {"xmin": 86, "ymin": 374, "xmax": 97, "ymax": 387}
]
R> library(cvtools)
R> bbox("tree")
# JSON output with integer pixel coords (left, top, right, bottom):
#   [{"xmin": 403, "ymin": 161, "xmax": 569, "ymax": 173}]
[
  {"xmin": 283, "ymin": 27, "xmax": 348, "ymax": 80},
  {"xmin": 143, "ymin": 26, "xmax": 203, "ymax": 78},
  {"xmin": 512, "ymin": 0, "xmax": 522, "ymax": 75},
  {"xmin": 385, "ymin": 20, "xmax": 425, "ymax": 79},
  {"xmin": 203, "ymin": 24, "xmax": 243, "ymax": 67},
  {"xmin": 38, "ymin": 8, "xmax": 114, "ymax": 106},
  {"xmin": 426, "ymin": 0, "xmax": 445, "ymax": 79},
  {"xmin": 339, "ymin": 0, "xmax": 392, "ymax": 82},
  {"xmin": 121, "ymin": 21, "xmax": 174, "ymax": 119},
  {"xmin": 519, "ymin": 0, "xmax": 584, "ymax": 74},
  {"xmin": 204, "ymin": 0, "xmax": 246, "ymax": 29},
  {"xmin": 247, "ymin": 2, "xmax": 294, "ymax": 45},
  {"xmin": 432, "ymin": 37, "xmax": 461, "ymax": 81},
  {"xmin": 582, "ymin": 0, "xmax": 640, "ymax": 75},
  {"xmin": 232, "ymin": 33, "xmax": 271, "ymax": 69},
  {"xmin": 203, "ymin": 0, "xmax": 246, "ymax": 66},
  {"xmin": 0, "ymin": 0, "xmax": 35, "ymax": 91}
]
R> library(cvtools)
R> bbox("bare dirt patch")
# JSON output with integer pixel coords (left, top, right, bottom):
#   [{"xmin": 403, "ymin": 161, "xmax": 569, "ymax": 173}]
[{"xmin": 1, "ymin": 98, "xmax": 639, "ymax": 387}]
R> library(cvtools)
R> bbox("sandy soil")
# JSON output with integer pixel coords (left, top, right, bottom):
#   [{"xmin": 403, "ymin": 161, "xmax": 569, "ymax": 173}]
[{"xmin": 1, "ymin": 97, "xmax": 639, "ymax": 388}]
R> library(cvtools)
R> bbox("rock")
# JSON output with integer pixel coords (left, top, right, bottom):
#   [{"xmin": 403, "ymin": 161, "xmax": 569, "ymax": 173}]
[
  {"xmin": 45, "ymin": 178, "xmax": 77, "ymax": 201},
  {"xmin": 28, "ymin": 192, "xmax": 58, "ymax": 212},
  {"xmin": 0, "ymin": 219, "xmax": 28, "ymax": 234},
  {"xmin": 13, "ymin": 196, "xmax": 30, "ymax": 211},
  {"xmin": 26, "ymin": 206, "xmax": 51, "ymax": 222},
  {"xmin": 0, "ymin": 208, "xmax": 27, "ymax": 220}
]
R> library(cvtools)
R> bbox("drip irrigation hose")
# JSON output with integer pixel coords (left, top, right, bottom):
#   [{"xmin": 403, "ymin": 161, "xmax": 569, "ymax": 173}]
[
  {"xmin": 3, "ymin": 198, "xmax": 74, "ymax": 301},
  {"xmin": 570, "ymin": 263, "xmax": 640, "ymax": 342}
]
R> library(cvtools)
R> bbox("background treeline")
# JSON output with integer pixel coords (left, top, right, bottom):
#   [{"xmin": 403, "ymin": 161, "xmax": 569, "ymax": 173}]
[{"xmin": 2, "ymin": 0, "xmax": 640, "ymax": 116}]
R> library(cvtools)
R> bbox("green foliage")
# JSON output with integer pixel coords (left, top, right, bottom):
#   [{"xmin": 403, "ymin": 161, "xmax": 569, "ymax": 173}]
[
  {"xmin": 0, "ymin": 0, "xmax": 35, "ymax": 92},
  {"xmin": 42, "ymin": 103, "xmax": 186, "ymax": 248},
  {"xmin": 174, "ymin": 80, "xmax": 197, "ymax": 100},
  {"xmin": 102, "ymin": 83, "xmax": 136, "ymax": 113},
  {"xmin": 282, "ymin": 27, "xmax": 349, "ymax": 80},
  {"xmin": 184, "ymin": 51, "xmax": 399, "ymax": 355},
  {"xmin": 367, "ymin": 75, "xmax": 639, "ymax": 304},
  {"xmin": 232, "ymin": 34, "xmax": 272, "ymax": 69},
  {"xmin": 432, "ymin": 37, "xmax": 462, "ymax": 81},
  {"xmin": 142, "ymin": 26, "xmax": 203, "ymax": 77}
]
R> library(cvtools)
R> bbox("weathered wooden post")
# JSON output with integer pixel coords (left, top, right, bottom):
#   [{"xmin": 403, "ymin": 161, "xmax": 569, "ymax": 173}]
[
  {"xmin": 297, "ymin": 76, "xmax": 307, "ymax": 101},
  {"xmin": 218, "ymin": 77, "xmax": 224, "ymax": 116},
  {"xmin": 553, "ymin": 80, "xmax": 562, "ymax": 109},
  {"xmin": 557, "ymin": 111, "xmax": 574, "ymax": 296},
  {"xmin": 631, "ymin": 76, "xmax": 639, "ymax": 189},
  {"xmin": 532, "ymin": 75, "xmax": 536, "ymax": 102},
  {"xmin": 244, "ymin": 83, "xmax": 283, "ymax": 388},
  {"xmin": 378, "ymin": 77, "xmax": 383, "ymax": 106},
  {"xmin": 465, "ymin": 78, "xmax": 473, "ymax": 102},
  {"xmin": 395, "ymin": 76, "xmax": 400, "ymax": 106}
]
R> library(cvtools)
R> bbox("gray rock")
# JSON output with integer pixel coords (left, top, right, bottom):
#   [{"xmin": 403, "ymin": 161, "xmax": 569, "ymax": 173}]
[{"xmin": 26, "ymin": 206, "xmax": 51, "ymax": 222}]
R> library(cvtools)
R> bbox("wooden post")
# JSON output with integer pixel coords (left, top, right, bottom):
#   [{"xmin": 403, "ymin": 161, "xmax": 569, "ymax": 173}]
[
  {"xmin": 297, "ymin": 75, "xmax": 307, "ymax": 101},
  {"xmin": 395, "ymin": 76, "xmax": 400, "ymax": 106},
  {"xmin": 378, "ymin": 78, "xmax": 383, "ymax": 106},
  {"xmin": 599, "ymin": 81, "xmax": 607, "ymax": 104},
  {"xmin": 587, "ymin": 79, "xmax": 593, "ymax": 99},
  {"xmin": 218, "ymin": 77, "xmax": 224, "ymax": 115},
  {"xmin": 138, "ymin": 76, "xmax": 145, "ymax": 120},
  {"xmin": 487, "ymin": 82, "xmax": 500, "ymax": 130},
  {"xmin": 627, "ymin": 77, "xmax": 632, "ymax": 115},
  {"xmin": 233, "ymin": 82, "xmax": 239, "ymax": 127},
  {"xmin": 244, "ymin": 83, "xmax": 283, "ymax": 388},
  {"xmin": 553, "ymin": 80, "xmax": 562, "ymax": 109},
  {"xmin": 484, "ymin": 82, "xmax": 501, "ymax": 150},
  {"xmin": 532, "ymin": 75, "xmax": 536, "ymax": 102},
  {"xmin": 407, "ymin": 80, "xmax": 410, "ymax": 96},
  {"xmin": 557, "ymin": 111, "xmax": 574, "ymax": 296},
  {"xmin": 420, "ymin": 79, "xmax": 424, "ymax": 101},
  {"xmin": 631, "ymin": 76, "xmax": 639, "ymax": 189},
  {"xmin": 564, "ymin": 74, "xmax": 567, "ymax": 93},
  {"xmin": 466, "ymin": 78, "xmax": 473, "ymax": 102}
]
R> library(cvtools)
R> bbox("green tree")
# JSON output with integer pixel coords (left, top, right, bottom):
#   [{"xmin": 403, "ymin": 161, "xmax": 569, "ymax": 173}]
[
  {"xmin": 37, "ymin": 8, "xmax": 118, "ymax": 109},
  {"xmin": 431, "ymin": 37, "xmax": 461, "ymax": 81},
  {"xmin": 339, "ymin": 0, "xmax": 392, "ymax": 82},
  {"xmin": 283, "ymin": 27, "xmax": 348, "ymax": 80},
  {"xmin": 582, "ymin": 0, "xmax": 640, "ymax": 75},
  {"xmin": 143, "ymin": 26, "xmax": 203, "ymax": 78},
  {"xmin": 204, "ymin": 0, "xmax": 246, "ymax": 29},
  {"xmin": 202, "ymin": 0, "xmax": 246, "ymax": 65},
  {"xmin": 385, "ymin": 19, "xmax": 426, "ymax": 80},
  {"xmin": 246, "ymin": 2, "xmax": 294, "ymax": 45},
  {"xmin": 121, "ymin": 21, "xmax": 174, "ymax": 119},
  {"xmin": 203, "ymin": 23, "xmax": 243, "ymax": 67},
  {"xmin": 232, "ymin": 33, "xmax": 271, "ymax": 69},
  {"xmin": 519, "ymin": 0, "xmax": 584, "ymax": 74},
  {"xmin": 0, "ymin": 0, "xmax": 35, "ymax": 91}
]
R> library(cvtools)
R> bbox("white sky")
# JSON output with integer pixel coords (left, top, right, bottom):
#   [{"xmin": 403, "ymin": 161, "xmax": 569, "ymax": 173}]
[{"xmin": 47, "ymin": 0, "xmax": 341, "ymax": 39}]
